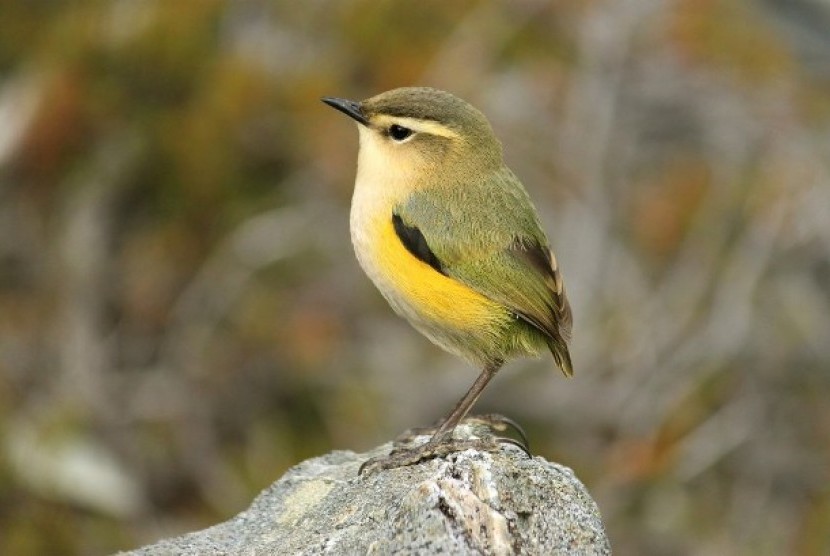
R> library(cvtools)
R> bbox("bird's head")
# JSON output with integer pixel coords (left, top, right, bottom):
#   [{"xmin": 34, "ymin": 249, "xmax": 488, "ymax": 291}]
[{"xmin": 323, "ymin": 87, "xmax": 503, "ymax": 184}]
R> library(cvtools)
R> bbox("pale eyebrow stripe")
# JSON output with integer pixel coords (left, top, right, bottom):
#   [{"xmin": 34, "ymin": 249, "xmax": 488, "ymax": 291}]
[{"xmin": 374, "ymin": 115, "xmax": 460, "ymax": 140}]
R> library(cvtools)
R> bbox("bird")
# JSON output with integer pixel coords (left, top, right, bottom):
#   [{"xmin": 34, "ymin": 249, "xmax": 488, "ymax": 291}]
[{"xmin": 322, "ymin": 87, "xmax": 572, "ymax": 472}]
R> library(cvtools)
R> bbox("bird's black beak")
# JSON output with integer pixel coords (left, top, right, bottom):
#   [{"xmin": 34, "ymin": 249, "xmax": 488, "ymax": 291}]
[{"xmin": 321, "ymin": 96, "xmax": 369, "ymax": 126}]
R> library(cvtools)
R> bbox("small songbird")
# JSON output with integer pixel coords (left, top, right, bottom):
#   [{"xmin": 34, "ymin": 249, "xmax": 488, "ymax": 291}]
[{"xmin": 322, "ymin": 87, "xmax": 572, "ymax": 472}]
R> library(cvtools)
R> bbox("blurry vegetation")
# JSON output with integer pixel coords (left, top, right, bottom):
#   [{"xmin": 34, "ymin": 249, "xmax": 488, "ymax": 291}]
[{"xmin": 0, "ymin": 1, "xmax": 829, "ymax": 555}]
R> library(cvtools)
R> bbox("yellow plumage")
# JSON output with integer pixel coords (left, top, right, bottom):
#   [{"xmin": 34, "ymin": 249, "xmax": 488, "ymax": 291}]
[{"xmin": 371, "ymin": 214, "xmax": 505, "ymax": 332}]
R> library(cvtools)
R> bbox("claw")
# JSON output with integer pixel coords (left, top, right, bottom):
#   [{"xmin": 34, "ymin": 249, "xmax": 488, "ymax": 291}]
[
  {"xmin": 464, "ymin": 414, "xmax": 530, "ymax": 453},
  {"xmin": 493, "ymin": 436, "xmax": 532, "ymax": 458}
]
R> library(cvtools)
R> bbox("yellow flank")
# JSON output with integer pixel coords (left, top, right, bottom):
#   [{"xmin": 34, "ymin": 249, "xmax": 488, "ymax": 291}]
[{"xmin": 372, "ymin": 216, "xmax": 505, "ymax": 331}]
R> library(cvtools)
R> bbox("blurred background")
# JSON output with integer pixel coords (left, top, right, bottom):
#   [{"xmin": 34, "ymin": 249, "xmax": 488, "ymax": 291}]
[{"xmin": 0, "ymin": 1, "xmax": 828, "ymax": 554}]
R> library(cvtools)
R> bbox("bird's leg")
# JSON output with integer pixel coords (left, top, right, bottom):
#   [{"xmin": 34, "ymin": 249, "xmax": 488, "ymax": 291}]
[
  {"xmin": 426, "ymin": 364, "xmax": 531, "ymax": 456},
  {"xmin": 392, "ymin": 362, "xmax": 501, "ymax": 444},
  {"xmin": 360, "ymin": 362, "xmax": 529, "ymax": 475},
  {"xmin": 430, "ymin": 361, "xmax": 501, "ymax": 441}
]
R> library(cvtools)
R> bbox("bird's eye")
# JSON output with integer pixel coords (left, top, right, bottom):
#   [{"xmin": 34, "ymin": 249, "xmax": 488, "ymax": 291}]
[{"xmin": 388, "ymin": 124, "xmax": 413, "ymax": 141}]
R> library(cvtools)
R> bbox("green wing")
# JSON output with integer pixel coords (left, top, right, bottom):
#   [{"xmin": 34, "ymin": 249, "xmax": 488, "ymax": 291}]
[{"xmin": 395, "ymin": 168, "xmax": 573, "ymax": 374}]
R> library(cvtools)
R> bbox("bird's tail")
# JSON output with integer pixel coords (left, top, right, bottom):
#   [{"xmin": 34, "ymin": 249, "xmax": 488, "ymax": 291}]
[{"xmin": 548, "ymin": 338, "xmax": 573, "ymax": 377}]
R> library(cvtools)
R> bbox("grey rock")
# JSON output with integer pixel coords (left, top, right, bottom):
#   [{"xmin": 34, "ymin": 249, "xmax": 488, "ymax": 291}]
[{"xmin": 121, "ymin": 425, "xmax": 610, "ymax": 555}]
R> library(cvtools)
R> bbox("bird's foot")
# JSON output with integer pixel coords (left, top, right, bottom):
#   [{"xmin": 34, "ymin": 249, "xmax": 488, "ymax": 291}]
[
  {"xmin": 392, "ymin": 413, "xmax": 529, "ymax": 451},
  {"xmin": 359, "ymin": 421, "xmax": 532, "ymax": 476},
  {"xmin": 358, "ymin": 438, "xmax": 491, "ymax": 475}
]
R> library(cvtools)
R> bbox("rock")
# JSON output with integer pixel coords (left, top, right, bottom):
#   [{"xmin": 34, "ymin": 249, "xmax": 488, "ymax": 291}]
[{"xmin": 121, "ymin": 424, "xmax": 610, "ymax": 555}]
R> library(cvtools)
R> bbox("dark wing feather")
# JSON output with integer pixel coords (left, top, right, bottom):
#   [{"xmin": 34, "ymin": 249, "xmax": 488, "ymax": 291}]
[
  {"xmin": 509, "ymin": 238, "xmax": 572, "ymax": 342},
  {"xmin": 392, "ymin": 213, "xmax": 445, "ymax": 274}
]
